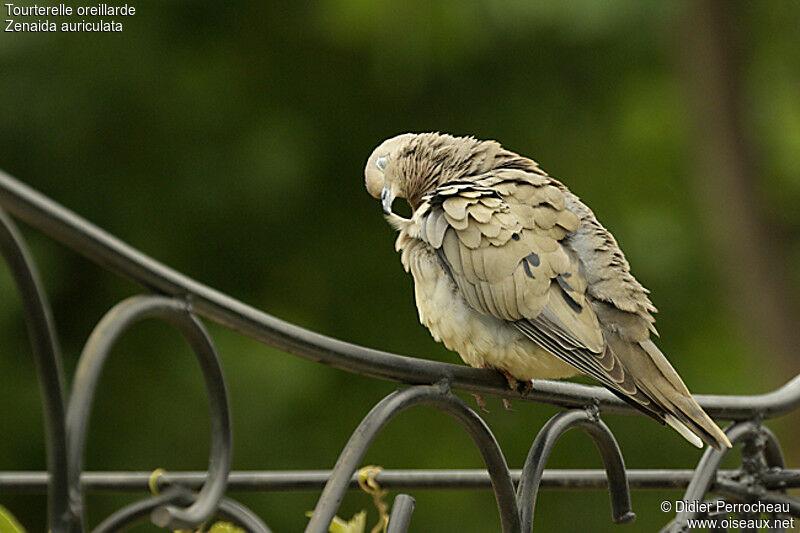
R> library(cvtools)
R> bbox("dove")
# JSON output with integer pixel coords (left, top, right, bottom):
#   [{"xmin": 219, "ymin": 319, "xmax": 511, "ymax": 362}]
[{"xmin": 365, "ymin": 132, "xmax": 732, "ymax": 450}]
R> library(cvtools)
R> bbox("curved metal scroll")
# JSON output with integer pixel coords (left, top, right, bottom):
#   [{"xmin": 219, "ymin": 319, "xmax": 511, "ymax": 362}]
[
  {"xmin": 516, "ymin": 408, "xmax": 634, "ymax": 532},
  {"xmin": 0, "ymin": 207, "xmax": 70, "ymax": 531},
  {"xmin": 65, "ymin": 295, "xmax": 232, "ymax": 530},
  {"xmin": 305, "ymin": 383, "xmax": 520, "ymax": 533},
  {"xmin": 93, "ymin": 486, "xmax": 271, "ymax": 532},
  {"xmin": 663, "ymin": 421, "xmax": 788, "ymax": 532}
]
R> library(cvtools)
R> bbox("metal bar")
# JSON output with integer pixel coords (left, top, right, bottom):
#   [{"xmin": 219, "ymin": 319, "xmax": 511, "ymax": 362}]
[
  {"xmin": 1, "ymin": 171, "xmax": 799, "ymax": 420},
  {"xmin": 305, "ymin": 384, "xmax": 520, "ymax": 533},
  {"xmin": 661, "ymin": 421, "xmax": 789, "ymax": 532},
  {"xmin": 517, "ymin": 409, "xmax": 634, "ymax": 532},
  {"xmin": 713, "ymin": 479, "xmax": 800, "ymax": 518},
  {"xmin": 0, "ymin": 208, "xmax": 70, "ymax": 532},
  {"xmin": 92, "ymin": 488, "xmax": 179, "ymax": 533},
  {"xmin": 2, "ymin": 469, "xmax": 800, "ymax": 492},
  {"xmin": 386, "ymin": 494, "xmax": 415, "ymax": 533},
  {"xmin": 93, "ymin": 486, "xmax": 271, "ymax": 533},
  {"xmin": 760, "ymin": 426, "xmax": 786, "ymax": 472},
  {"xmin": 65, "ymin": 296, "xmax": 232, "ymax": 530},
  {"xmin": 761, "ymin": 470, "xmax": 800, "ymax": 491},
  {"xmin": 663, "ymin": 422, "xmax": 754, "ymax": 532}
]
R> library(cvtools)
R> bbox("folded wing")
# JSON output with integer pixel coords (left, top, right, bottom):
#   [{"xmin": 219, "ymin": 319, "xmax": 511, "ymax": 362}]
[{"xmin": 415, "ymin": 169, "xmax": 729, "ymax": 448}]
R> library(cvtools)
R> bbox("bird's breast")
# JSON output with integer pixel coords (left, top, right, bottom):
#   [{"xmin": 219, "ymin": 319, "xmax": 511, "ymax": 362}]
[{"xmin": 404, "ymin": 240, "xmax": 578, "ymax": 380}]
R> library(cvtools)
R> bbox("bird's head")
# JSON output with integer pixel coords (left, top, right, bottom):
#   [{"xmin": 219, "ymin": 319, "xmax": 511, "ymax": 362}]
[
  {"xmin": 364, "ymin": 133, "xmax": 416, "ymax": 218},
  {"xmin": 365, "ymin": 132, "xmax": 505, "ymax": 220}
]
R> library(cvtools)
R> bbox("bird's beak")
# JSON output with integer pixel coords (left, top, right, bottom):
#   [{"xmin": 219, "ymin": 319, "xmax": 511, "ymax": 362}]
[{"xmin": 381, "ymin": 187, "xmax": 395, "ymax": 214}]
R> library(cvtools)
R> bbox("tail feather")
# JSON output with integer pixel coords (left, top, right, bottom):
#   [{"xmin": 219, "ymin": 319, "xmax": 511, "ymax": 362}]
[
  {"xmin": 665, "ymin": 414, "xmax": 703, "ymax": 448},
  {"xmin": 606, "ymin": 336, "xmax": 731, "ymax": 450},
  {"xmin": 660, "ymin": 387, "xmax": 732, "ymax": 450},
  {"xmin": 638, "ymin": 340, "xmax": 732, "ymax": 450}
]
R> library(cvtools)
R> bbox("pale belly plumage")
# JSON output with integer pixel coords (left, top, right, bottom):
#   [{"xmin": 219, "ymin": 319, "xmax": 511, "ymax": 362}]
[{"xmin": 406, "ymin": 243, "xmax": 579, "ymax": 381}]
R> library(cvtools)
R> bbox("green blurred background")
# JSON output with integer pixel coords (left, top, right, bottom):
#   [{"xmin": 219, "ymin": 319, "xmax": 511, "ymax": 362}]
[{"xmin": 1, "ymin": 0, "xmax": 799, "ymax": 530}]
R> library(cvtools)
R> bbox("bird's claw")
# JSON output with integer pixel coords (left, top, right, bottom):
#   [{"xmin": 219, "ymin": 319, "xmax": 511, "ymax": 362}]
[
  {"xmin": 499, "ymin": 369, "xmax": 534, "ymax": 397},
  {"xmin": 500, "ymin": 370, "xmax": 518, "ymax": 390},
  {"xmin": 471, "ymin": 394, "xmax": 489, "ymax": 413}
]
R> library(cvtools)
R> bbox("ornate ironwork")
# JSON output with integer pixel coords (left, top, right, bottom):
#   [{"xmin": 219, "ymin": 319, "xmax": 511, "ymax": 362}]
[{"xmin": 0, "ymin": 170, "xmax": 798, "ymax": 532}]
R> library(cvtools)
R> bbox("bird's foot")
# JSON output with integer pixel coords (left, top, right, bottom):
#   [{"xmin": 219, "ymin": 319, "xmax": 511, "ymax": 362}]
[
  {"xmin": 471, "ymin": 394, "xmax": 489, "ymax": 413},
  {"xmin": 520, "ymin": 380, "xmax": 534, "ymax": 397},
  {"xmin": 497, "ymin": 370, "xmax": 521, "ymax": 410},
  {"xmin": 498, "ymin": 369, "xmax": 533, "ymax": 397},
  {"xmin": 500, "ymin": 369, "xmax": 519, "ymax": 390}
]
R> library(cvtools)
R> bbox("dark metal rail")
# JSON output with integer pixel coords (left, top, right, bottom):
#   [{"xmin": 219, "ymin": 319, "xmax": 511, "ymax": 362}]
[
  {"xmin": 0, "ymin": 170, "xmax": 798, "ymax": 532},
  {"xmin": 3, "ymin": 468, "xmax": 800, "ymax": 492},
  {"xmin": 1, "ymin": 171, "xmax": 798, "ymax": 420}
]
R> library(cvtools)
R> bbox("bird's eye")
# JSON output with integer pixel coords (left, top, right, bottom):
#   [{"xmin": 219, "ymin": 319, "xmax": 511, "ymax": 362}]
[{"xmin": 376, "ymin": 156, "xmax": 388, "ymax": 171}]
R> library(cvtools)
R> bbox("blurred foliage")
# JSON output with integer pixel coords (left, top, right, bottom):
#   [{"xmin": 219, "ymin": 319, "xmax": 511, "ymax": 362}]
[{"xmin": 1, "ymin": 0, "xmax": 799, "ymax": 531}]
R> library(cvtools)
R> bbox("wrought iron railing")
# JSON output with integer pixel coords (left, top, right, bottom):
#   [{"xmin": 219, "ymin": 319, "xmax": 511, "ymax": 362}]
[{"xmin": 0, "ymin": 170, "xmax": 798, "ymax": 532}]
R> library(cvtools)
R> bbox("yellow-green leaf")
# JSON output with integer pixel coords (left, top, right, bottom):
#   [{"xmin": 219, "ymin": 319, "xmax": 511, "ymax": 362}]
[
  {"xmin": 305, "ymin": 510, "xmax": 367, "ymax": 533},
  {"xmin": 207, "ymin": 522, "xmax": 246, "ymax": 533},
  {"xmin": 328, "ymin": 510, "xmax": 367, "ymax": 533},
  {"xmin": 0, "ymin": 506, "xmax": 27, "ymax": 533}
]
